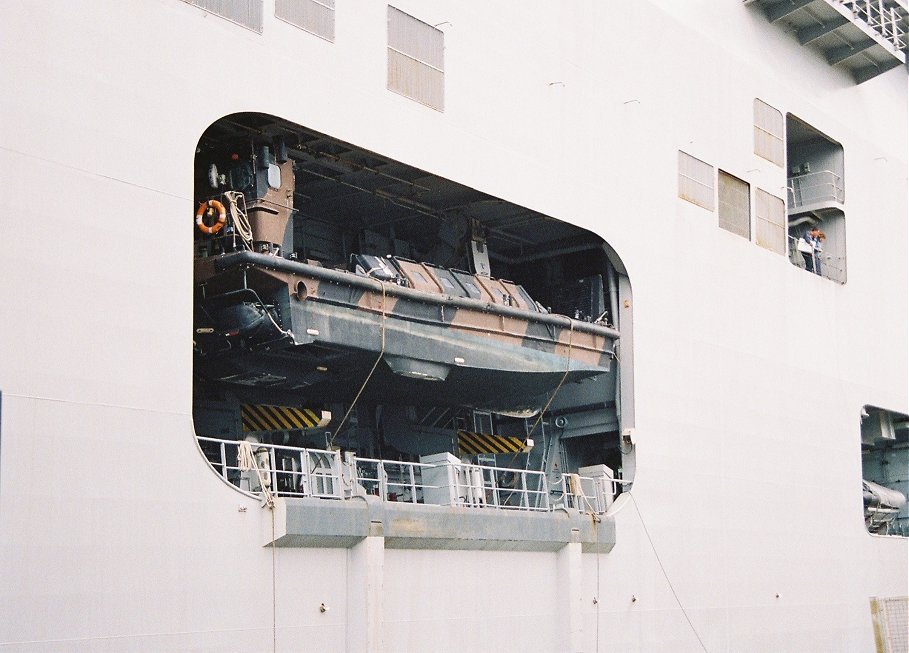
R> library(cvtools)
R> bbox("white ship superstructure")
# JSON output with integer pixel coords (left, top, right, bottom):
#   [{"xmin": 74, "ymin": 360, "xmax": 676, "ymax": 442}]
[{"xmin": 1, "ymin": 2, "xmax": 907, "ymax": 651}]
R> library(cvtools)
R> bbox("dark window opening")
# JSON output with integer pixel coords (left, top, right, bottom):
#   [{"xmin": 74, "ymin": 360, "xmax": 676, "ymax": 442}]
[
  {"xmin": 786, "ymin": 114, "xmax": 846, "ymax": 283},
  {"xmin": 861, "ymin": 406, "xmax": 909, "ymax": 536}
]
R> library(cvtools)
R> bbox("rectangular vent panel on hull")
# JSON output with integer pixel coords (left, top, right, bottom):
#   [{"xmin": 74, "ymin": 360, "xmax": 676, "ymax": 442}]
[
  {"xmin": 276, "ymin": 0, "xmax": 334, "ymax": 41},
  {"xmin": 181, "ymin": 0, "xmax": 264, "ymax": 33}
]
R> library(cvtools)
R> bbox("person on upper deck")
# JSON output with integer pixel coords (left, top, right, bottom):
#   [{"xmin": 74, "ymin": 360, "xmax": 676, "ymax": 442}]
[
  {"xmin": 813, "ymin": 229, "xmax": 826, "ymax": 277},
  {"xmin": 801, "ymin": 226, "xmax": 824, "ymax": 276}
]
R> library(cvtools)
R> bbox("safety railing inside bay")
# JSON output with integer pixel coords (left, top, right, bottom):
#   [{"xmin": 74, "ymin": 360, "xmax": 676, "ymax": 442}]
[{"xmin": 197, "ymin": 436, "xmax": 622, "ymax": 514}]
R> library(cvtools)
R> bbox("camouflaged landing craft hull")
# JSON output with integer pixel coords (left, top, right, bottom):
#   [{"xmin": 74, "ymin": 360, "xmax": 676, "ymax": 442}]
[{"xmin": 194, "ymin": 252, "xmax": 620, "ymax": 412}]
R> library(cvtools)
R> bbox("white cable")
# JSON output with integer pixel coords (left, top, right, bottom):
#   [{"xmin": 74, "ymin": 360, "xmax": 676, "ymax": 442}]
[
  {"xmin": 330, "ymin": 280, "xmax": 387, "ymax": 448},
  {"xmin": 224, "ymin": 190, "xmax": 254, "ymax": 249},
  {"xmin": 629, "ymin": 493, "xmax": 708, "ymax": 652},
  {"xmin": 238, "ymin": 440, "xmax": 275, "ymax": 509}
]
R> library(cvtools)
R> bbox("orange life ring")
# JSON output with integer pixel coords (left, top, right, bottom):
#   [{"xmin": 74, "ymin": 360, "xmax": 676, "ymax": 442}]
[{"xmin": 196, "ymin": 200, "xmax": 227, "ymax": 234}]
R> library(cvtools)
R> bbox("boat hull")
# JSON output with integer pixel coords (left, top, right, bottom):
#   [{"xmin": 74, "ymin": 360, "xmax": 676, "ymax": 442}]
[{"xmin": 194, "ymin": 252, "xmax": 617, "ymax": 411}]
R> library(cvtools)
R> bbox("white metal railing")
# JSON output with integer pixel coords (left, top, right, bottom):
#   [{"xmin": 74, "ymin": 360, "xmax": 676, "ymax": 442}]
[
  {"xmin": 787, "ymin": 171, "xmax": 845, "ymax": 209},
  {"xmin": 459, "ymin": 463, "xmax": 550, "ymax": 511},
  {"xmin": 197, "ymin": 437, "xmax": 343, "ymax": 499},
  {"xmin": 353, "ymin": 457, "xmax": 435, "ymax": 504},
  {"xmin": 197, "ymin": 436, "xmax": 622, "ymax": 514},
  {"xmin": 787, "ymin": 234, "xmax": 847, "ymax": 283},
  {"xmin": 839, "ymin": 0, "xmax": 909, "ymax": 51},
  {"xmin": 554, "ymin": 473, "xmax": 631, "ymax": 514}
]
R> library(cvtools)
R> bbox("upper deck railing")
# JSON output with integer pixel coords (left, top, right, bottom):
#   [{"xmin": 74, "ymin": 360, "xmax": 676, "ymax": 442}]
[
  {"xmin": 748, "ymin": 0, "xmax": 907, "ymax": 82},
  {"xmin": 196, "ymin": 436, "xmax": 624, "ymax": 514},
  {"xmin": 787, "ymin": 170, "xmax": 845, "ymax": 210},
  {"xmin": 839, "ymin": 0, "xmax": 909, "ymax": 50}
]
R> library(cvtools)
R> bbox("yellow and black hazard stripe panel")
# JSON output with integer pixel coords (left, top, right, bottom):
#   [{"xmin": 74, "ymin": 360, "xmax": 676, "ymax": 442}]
[
  {"xmin": 241, "ymin": 404, "xmax": 326, "ymax": 432},
  {"xmin": 457, "ymin": 430, "xmax": 531, "ymax": 456}
]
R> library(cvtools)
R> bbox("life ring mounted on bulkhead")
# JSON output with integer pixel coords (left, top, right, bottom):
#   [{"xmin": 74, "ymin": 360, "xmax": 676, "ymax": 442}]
[{"xmin": 195, "ymin": 199, "xmax": 227, "ymax": 234}]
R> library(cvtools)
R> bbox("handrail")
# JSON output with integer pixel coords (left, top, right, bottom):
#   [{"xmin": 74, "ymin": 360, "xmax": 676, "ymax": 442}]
[
  {"xmin": 787, "ymin": 234, "xmax": 847, "ymax": 282},
  {"xmin": 196, "ymin": 436, "xmax": 624, "ymax": 514},
  {"xmin": 197, "ymin": 437, "xmax": 343, "ymax": 498},
  {"xmin": 553, "ymin": 473, "xmax": 631, "ymax": 513},
  {"xmin": 838, "ymin": 0, "xmax": 909, "ymax": 51},
  {"xmin": 787, "ymin": 170, "xmax": 844, "ymax": 209}
]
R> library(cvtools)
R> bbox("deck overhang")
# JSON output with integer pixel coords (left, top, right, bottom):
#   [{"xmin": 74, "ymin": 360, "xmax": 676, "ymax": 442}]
[
  {"xmin": 266, "ymin": 496, "xmax": 616, "ymax": 553},
  {"xmin": 746, "ymin": 0, "xmax": 908, "ymax": 82}
]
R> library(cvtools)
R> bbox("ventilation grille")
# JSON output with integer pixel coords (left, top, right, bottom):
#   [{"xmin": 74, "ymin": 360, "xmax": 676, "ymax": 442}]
[
  {"xmin": 871, "ymin": 596, "xmax": 908, "ymax": 653},
  {"xmin": 755, "ymin": 188, "xmax": 785, "ymax": 254},
  {"xmin": 678, "ymin": 151, "xmax": 715, "ymax": 211},
  {"xmin": 387, "ymin": 6, "xmax": 444, "ymax": 111},
  {"xmin": 182, "ymin": 0, "xmax": 263, "ymax": 32},
  {"xmin": 718, "ymin": 171, "xmax": 751, "ymax": 239},
  {"xmin": 276, "ymin": 0, "xmax": 335, "ymax": 41},
  {"xmin": 754, "ymin": 98, "xmax": 784, "ymax": 167}
]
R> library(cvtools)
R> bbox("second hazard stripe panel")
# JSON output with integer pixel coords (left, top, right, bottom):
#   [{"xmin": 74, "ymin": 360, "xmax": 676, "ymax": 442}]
[
  {"xmin": 457, "ymin": 430, "xmax": 528, "ymax": 455},
  {"xmin": 242, "ymin": 404, "xmax": 322, "ymax": 432}
]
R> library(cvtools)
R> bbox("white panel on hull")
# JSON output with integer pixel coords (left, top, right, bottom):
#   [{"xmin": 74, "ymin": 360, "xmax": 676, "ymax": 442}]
[{"xmin": 0, "ymin": 1, "xmax": 906, "ymax": 651}]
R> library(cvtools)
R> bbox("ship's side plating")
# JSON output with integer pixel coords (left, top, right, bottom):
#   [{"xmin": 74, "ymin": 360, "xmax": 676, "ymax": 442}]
[{"xmin": 0, "ymin": 2, "xmax": 906, "ymax": 652}]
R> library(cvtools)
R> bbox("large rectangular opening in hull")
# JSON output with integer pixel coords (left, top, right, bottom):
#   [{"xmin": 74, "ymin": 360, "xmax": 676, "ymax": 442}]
[{"xmin": 192, "ymin": 112, "xmax": 635, "ymax": 507}]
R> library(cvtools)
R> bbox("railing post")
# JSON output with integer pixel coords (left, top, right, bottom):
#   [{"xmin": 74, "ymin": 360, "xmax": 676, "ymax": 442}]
[
  {"xmin": 378, "ymin": 461, "xmax": 388, "ymax": 501},
  {"xmin": 489, "ymin": 468, "xmax": 499, "ymax": 508},
  {"xmin": 269, "ymin": 447, "xmax": 278, "ymax": 494},
  {"xmin": 220, "ymin": 441, "xmax": 227, "ymax": 480},
  {"xmin": 332, "ymin": 451, "xmax": 343, "ymax": 498},
  {"xmin": 299, "ymin": 450, "xmax": 309, "ymax": 495}
]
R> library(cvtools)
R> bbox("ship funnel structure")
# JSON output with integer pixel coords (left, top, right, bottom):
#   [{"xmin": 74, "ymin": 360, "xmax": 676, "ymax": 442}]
[{"xmin": 200, "ymin": 135, "xmax": 296, "ymax": 252}]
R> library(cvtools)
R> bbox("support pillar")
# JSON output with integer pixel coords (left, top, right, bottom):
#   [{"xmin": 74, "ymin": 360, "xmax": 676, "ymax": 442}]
[
  {"xmin": 558, "ymin": 528, "xmax": 584, "ymax": 652},
  {"xmin": 346, "ymin": 521, "xmax": 385, "ymax": 653}
]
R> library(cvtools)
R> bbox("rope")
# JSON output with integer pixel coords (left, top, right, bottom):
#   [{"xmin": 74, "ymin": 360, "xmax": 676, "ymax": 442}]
[
  {"xmin": 330, "ymin": 281, "xmax": 387, "ymax": 448},
  {"xmin": 224, "ymin": 190, "xmax": 254, "ymax": 249},
  {"xmin": 237, "ymin": 440, "xmax": 275, "ymax": 509},
  {"xmin": 271, "ymin": 507, "xmax": 276, "ymax": 652},
  {"xmin": 527, "ymin": 318, "xmax": 575, "ymax": 440},
  {"xmin": 236, "ymin": 440, "xmax": 278, "ymax": 650},
  {"xmin": 593, "ymin": 510, "xmax": 601, "ymax": 652},
  {"xmin": 628, "ymin": 493, "xmax": 708, "ymax": 652}
]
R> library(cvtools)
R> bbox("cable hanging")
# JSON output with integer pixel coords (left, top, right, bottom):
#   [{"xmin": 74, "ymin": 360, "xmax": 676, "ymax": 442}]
[
  {"xmin": 330, "ymin": 280, "xmax": 388, "ymax": 449},
  {"xmin": 236, "ymin": 440, "xmax": 277, "ymax": 651},
  {"xmin": 629, "ymin": 493, "xmax": 709, "ymax": 652},
  {"xmin": 527, "ymin": 317, "xmax": 575, "ymax": 440}
]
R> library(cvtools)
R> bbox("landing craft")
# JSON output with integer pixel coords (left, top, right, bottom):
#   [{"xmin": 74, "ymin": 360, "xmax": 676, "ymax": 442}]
[{"xmin": 193, "ymin": 126, "xmax": 619, "ymax": 415}]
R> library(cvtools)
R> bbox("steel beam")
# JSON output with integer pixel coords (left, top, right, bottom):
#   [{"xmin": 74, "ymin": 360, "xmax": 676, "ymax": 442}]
[
  {"xmin": 853, "ymin": 57, "xmax": 903, "ymax": 82},
  {"xmin": 766, "ymin": 0, "xmax": 816, "ymax": 23},
  {"xmin": 826, "ymin": 38, "xmax": 878, "ymax": 64},
  {"xmin": 797, "ymin": 16, "xmax": 850, "ymax": 44}
]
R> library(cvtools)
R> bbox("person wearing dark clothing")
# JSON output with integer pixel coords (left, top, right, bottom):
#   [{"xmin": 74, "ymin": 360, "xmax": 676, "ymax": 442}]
[{"xmin": 800, "ymin": 226, "xmax": 824, "ymax": 275}]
